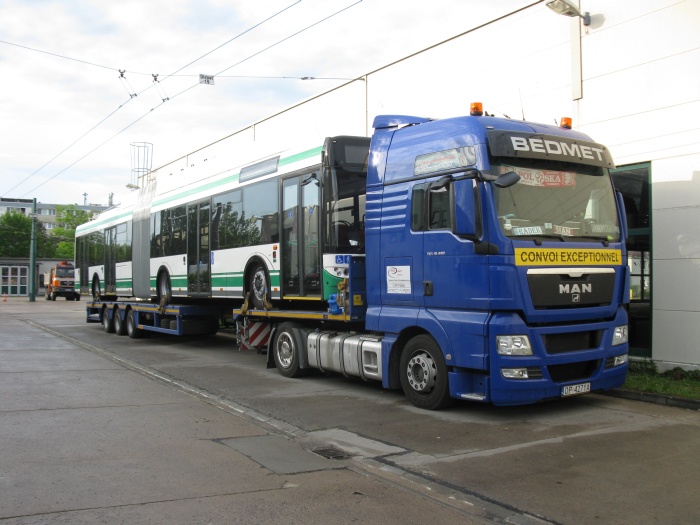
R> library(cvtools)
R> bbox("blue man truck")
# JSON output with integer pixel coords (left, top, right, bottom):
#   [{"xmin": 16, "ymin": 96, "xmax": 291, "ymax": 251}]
[{"xmin": 234, "ymin": 103, "xmax": 630, "ymax": 409}]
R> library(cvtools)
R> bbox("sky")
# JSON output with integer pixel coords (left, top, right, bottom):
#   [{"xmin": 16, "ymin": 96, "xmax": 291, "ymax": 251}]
[{"xmin": 0, "ymin": 0, "xmax": 529, "ymax": 208}]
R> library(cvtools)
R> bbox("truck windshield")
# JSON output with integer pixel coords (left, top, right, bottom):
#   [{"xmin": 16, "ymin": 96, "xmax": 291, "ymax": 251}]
[
  {"xmin": 55, "ymin": 268, "xmax": 74, "ymax": 278},
  {"xmin": 492, "ymin": 158, "xmax": 620, "ymax": 242}
]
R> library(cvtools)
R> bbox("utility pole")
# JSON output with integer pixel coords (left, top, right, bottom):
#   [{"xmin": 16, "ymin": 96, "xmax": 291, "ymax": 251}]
[{"xmin": 28, "ymin": 198, "xmax": 36, "ymax": 302}]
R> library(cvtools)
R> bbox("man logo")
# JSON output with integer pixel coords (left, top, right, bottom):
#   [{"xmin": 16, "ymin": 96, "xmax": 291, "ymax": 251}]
[
  {"xmin": 559, "ymin": 283, "xmax": 592, "ymax": 294},
  {"xmin": 572, "ymin": 294, "xmax": 581, "ymax": 303}
]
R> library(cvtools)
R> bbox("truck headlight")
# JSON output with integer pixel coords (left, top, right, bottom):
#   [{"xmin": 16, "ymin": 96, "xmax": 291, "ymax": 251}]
[
  {"xmin": 612, "ymin": 325, "xmax": 628, "ymax": 346},
  {"xmin": 497, "ymin": 335, "xmax": 533, "ymax": 356}
]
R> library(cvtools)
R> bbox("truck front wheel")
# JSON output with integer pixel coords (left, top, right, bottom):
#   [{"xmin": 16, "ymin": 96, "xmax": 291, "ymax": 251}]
[
  {"xmin": 399, "ymin": 335, "xmax": 454, "ymax": 410},
  {"xmin": 272, "ymin": 322, "xmax": 306, "ymax": 378}
]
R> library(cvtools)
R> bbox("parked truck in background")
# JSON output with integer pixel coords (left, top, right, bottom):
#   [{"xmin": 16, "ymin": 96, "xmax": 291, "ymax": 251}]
[{"xmin": 45, "ymin": 261, "xmax": 80, "ymax": 301}]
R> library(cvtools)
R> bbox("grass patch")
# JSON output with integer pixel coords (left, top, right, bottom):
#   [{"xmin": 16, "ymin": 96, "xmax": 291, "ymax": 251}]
[{"xmin": 623, "ymin": 360, "xmax": 700, "ymax": 400}]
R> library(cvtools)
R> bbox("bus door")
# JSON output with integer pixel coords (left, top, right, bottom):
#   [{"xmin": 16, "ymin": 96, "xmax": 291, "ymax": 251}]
[
  {"xmin": 104, "ymin": 227, "xmax": 117, "ymax": 294},
  {"xmin": 281, "ymin": 171, "xmax": 321, "ymax": 297},
  {"xmin": 187, "ymin": 200, "xmax": 211, "ymax": 296}
]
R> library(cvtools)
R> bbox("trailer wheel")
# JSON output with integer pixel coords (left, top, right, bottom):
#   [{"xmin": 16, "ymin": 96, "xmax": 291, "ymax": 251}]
[
  {"xmin": 113, "ymin": 308, "xmax": 127, "ymax": 336},
  {"xmin": 248, "ymin": 263, "xmax": 270, "ymax": 310},
  {"xmin": 102, "ymin": 308, "xmax": 115, "ymax": 334},
  {"xmin": 272, "ymin": 322, "xmax": 306, "ymax": 378},
  {"xmin": 399, "ymin": 335, "xmax": 454, "ymax": 410},
  {"xmin": 126, "ymin": 309, "xmax": 144, "ymax": 339}
]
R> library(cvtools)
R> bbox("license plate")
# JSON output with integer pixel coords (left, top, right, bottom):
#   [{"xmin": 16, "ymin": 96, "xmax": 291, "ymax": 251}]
[{"xmin": 562, "ymin": 382, "xmax": 591, "ymax": 397}]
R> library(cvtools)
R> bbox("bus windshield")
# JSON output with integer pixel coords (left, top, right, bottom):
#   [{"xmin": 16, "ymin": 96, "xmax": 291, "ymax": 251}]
[
  {"xmin": 323, "ymin": 137, "xmax": 370, "ymax": 254},
  {"xmin": 492, "ymin": 158, "xmax": 620, "ymax": 243}
]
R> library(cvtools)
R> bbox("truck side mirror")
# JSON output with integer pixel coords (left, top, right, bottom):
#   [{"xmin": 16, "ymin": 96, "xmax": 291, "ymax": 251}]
[
  {"xmin": 494, "ymin": 171, "xmax": 520, "ymax": 188},
  {"xmin": 453, "ymin": 178, "xmax": 479, "ymax": 238}
]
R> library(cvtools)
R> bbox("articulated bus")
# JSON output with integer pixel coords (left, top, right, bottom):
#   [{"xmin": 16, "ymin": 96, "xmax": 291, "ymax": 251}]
[{"xmin": 75, "ymin": 136, "xmax": 370, "ymax": 309}]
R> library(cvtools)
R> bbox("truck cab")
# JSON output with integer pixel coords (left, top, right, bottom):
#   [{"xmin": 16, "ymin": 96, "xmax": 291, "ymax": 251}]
[
  {"xmin": 45, "ymin": 261, "xmax": 81, "ymax": 301},
  {"xmin": 364, "ymin": 111, "xmax": 629, "ymax": 407}
]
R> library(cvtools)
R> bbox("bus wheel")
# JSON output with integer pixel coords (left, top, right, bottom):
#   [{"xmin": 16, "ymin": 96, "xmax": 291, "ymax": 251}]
[
  {"xmin": 92, "ymin": 277, "xmax": 101, "ymax": 300},
  {"xmin": 102, "ymin": 308, "xmax": 115, "ymax": 334},
  {"xmin": 126, "ymin": 309, "xmax": 144, "ymax": 339},
  {"xmin": 248, "ymin": 263, "xmax": 269, "ymax": 310},
  {"xmin": 157, "ymin": 270, "xmax": 172, "ymax": 305},
  {"xmin": 399, "ymin": 335, "xmax": 454, "ymax": 410},
  {"xmin": 272, "ymin": 323, "xmax": 306, "ymax": 378},
  {"xmin": 114, "ymin": 308, "xmax": 127, "ymax": 336}
]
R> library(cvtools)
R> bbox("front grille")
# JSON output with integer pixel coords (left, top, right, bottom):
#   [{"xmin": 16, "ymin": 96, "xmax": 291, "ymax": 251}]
[
  {"xmin": 548, "ymin": 360, "xmax": 600, "ymax": 382},
  {"xmin": 543, "ymin": 330, "xmax": 602, "ymax": 354},
  {"xmin": 526, "ymin": 367, "xmax": 543, "ymax": 379}
]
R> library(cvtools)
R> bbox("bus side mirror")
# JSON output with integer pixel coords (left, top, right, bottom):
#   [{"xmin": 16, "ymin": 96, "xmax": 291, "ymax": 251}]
[{"xmin": 453, "ymin": 178, "xmax": 479, "ymax": 238}]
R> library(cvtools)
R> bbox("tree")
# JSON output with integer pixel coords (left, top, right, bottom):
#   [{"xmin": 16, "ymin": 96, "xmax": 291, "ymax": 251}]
[
  {"xmin": 52, "ymin": 205, "xmax": 95, "ymax": 260},
  {"xmin": 0, "ymin": 211, "xmax": 50, "ymax": 257}
]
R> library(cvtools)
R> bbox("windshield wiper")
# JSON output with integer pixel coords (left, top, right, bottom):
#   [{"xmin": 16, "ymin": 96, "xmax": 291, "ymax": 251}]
[{"xmin": 533, "ymin": 234, "xmax": 567, "ymax": 245}]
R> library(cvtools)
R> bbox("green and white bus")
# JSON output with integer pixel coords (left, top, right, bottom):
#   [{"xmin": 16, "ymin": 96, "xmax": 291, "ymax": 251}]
[{"xmin": 75, "ymin": 136, "xmax": 370, "ymax": 309}]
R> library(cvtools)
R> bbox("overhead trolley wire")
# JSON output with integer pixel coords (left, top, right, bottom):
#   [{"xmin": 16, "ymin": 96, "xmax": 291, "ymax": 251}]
[
  {"xmin": 7, "ymin": 1, "xmax": 302, "ymax": 197},
  {"xmin": 17, "ymin": 0, "xmax": 365, "ymax": 197}
]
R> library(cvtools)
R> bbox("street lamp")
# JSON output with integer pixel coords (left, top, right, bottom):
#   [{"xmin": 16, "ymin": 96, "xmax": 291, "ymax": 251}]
[{"xmin": 545, "ymin": 0, "xmax": 591, "ymax": 26}]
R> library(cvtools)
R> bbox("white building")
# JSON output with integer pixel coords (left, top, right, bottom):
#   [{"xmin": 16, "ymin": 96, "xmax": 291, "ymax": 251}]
[{"xmin": 150, "ymin": 0, "xmax": 699, "ymax": 370}]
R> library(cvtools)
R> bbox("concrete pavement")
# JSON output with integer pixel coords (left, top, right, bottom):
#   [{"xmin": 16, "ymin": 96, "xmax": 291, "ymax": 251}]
[{"xmin": 0, "ymin": 298, "xmax": 489, "ymax": 525}]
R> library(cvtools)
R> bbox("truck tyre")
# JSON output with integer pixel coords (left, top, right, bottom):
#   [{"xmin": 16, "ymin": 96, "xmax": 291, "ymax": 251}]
[
  {"xmin": 113, "ymin": 308, "xmax": 127, "ymax": 336},
  {"xmin": 157, "ymin": 270, "xmax": 172, "ymax": 305},
  {"xmin": 51, "ymin": 293, "xmax": 56, "ymax": 301},
  {"xmin": 126, "ymin": 309, "xmax": 144, "ymax": 339},
  {"xmin": 45, "ymin": 290, "xmax": 50, "ymax": 301},
  {"xmin": 272, "ymin": 322, "xmax": 306, "ymax": 378},
  {"xmin": 399, "ymin": 335, "xmax": 454, "ymax": 410},
  {"xmin": 248, "ymin": 263, "xmax": 269, "ymax": 310},
  {"xmin": 102, "ymin": 308, "xmax": 115, "ymax": 333},
  {"xmin": 75, "ymin": 294, "xmax": 81, "ymax": 301}
]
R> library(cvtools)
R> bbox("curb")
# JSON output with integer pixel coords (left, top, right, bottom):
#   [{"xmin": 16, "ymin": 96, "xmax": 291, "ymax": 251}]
[{"xmin": 603, "ymin": 389, "xmax": 700, "ymax": 411}]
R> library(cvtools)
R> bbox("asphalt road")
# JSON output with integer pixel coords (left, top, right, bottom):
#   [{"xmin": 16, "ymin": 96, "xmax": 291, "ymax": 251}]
[{"xmin": 3, "ymin": 297, "xmax": 699, "ymax": 524}]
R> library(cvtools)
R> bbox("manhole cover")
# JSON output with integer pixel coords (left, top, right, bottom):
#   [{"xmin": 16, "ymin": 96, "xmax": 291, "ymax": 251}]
[{"xmin": 311, "ymin": 445, "xmax": 353, "ymax": 460}]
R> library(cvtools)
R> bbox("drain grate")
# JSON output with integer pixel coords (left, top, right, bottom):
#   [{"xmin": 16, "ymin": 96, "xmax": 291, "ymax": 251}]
[{"xmin": 311, "ymin": 445, "xmax": 354, "ymax": 460}]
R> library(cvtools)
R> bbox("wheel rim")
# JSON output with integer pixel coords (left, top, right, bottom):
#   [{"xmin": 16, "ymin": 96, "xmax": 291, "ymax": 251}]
[
  {"xmin": 406, "ymin": 352, "xmax": 437, "ymax": 393},
  {"xmin": 276, "ymin": 332, "xmax": 294, "ymax": 369},
  {"xmin": 252, "ymin": 268, "xmax": 267, "ymax": 304}
]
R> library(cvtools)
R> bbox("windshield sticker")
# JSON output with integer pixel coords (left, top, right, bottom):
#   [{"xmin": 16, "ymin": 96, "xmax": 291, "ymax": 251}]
[
  {"xmin": 553, "ymin": 225, "xmax": 575, "ymax": 236},
  {"xmin": 591, "ymin": 223, "xmax": 620, "ymax": 233},
  {"xmin": 513, "ymin": 226, "xmax": 543, "ymax": 236},
  {"xmin": 501, "ymin": 165, "xmax": 576, "ymax": 188}
]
